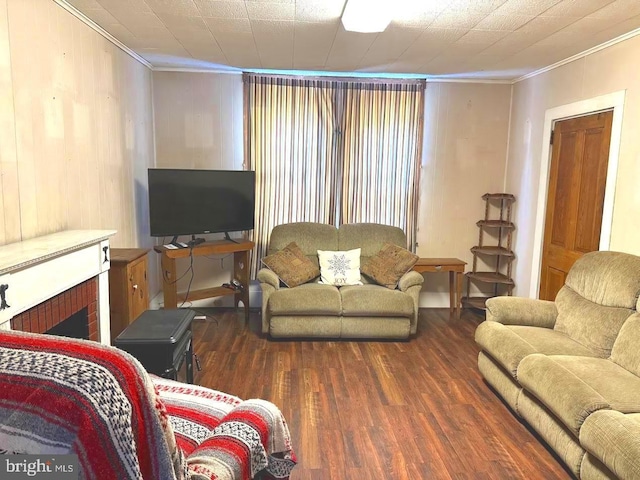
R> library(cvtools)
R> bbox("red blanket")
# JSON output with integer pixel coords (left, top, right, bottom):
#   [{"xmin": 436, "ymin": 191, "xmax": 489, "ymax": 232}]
[{"xmin": 0, "ymin": 330, "xmax": 295, "ymax": 480}]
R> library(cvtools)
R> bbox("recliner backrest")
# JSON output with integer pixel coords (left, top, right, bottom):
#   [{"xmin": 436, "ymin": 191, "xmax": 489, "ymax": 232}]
[
  {"xmin": 610, "ymin": 313, "xmax": 640, "ymax": 376},
  {"xmin": 338, "ymin": 223, "xmax": 407, "ymax": 264},
  {"xmin": 268, "ymin": 222, "xmax": 338, "ymax": 267},
  {"xmin": 553, "ymin": 251, "xmax": 640, "ymax": 357}
]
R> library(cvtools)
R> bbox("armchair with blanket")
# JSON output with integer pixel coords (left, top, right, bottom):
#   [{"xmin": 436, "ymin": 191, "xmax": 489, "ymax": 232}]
[{"xmin": 0, "ymin": 329, "xmax": 296, "ymax": 480}]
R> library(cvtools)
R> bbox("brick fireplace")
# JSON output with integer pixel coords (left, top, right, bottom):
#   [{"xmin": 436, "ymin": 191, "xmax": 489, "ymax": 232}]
[
  {"xmin": 10, "ymin": 278, "xmax": 99, "ymax": 341},
  {"xmin": 0, "ymin": 230, "xmax": 116, "ymax": 344}
]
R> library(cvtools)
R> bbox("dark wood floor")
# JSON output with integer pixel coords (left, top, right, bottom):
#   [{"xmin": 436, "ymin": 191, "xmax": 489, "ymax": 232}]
[{"xmin": 191, "ymin": 308, "xmax": 571, "ymax": 479}]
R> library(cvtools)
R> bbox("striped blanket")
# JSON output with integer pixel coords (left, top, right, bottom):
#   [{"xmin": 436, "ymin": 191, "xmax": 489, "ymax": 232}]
[{"xmin": 0, "ymin": 330, "xmax": 295, "ymax": 480}]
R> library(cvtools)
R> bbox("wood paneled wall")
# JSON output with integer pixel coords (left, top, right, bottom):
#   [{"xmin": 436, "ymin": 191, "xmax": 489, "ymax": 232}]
[
  {"xmin": 152, "ymin": 71, "xmax": 244, "ymax": 170},
  {"xmin": 0, "ymin": 0, "xmax": 154, "ymax": 255},
  {"xmin": 151, "ymin": 71, "xmax": 245, "ymax": 306}
]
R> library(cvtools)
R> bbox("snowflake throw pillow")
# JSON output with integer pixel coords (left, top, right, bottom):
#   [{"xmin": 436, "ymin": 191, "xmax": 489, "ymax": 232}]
[{"xmin": 317, "ymin": 248, "xmax": 363, "ymax": 286}]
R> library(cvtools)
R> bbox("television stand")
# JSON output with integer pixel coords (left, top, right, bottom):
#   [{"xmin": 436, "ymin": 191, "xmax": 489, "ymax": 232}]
[
  {"xmin": 224, "ymin": 232, "xmax": 239, "ymax": 244},
  {"xmin": 168, "ymin": 235, "xmax": 205, "ymax": 248},
  {"xmin": 154, "ymin": 239, "xmax": 255, "ymax": 322}
]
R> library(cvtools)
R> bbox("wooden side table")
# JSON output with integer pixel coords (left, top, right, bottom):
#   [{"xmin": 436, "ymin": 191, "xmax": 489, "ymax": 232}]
[
  {"xmin": 109, "ymin": 248, "xmax": 150, "ymax": 342},
  {"xmin": 154, "ymin": 239, "xmax": 254, "ymax": 322},
  {"xmin": 413, "ymin": 258, "xmax": 467, "ymax": 318}
]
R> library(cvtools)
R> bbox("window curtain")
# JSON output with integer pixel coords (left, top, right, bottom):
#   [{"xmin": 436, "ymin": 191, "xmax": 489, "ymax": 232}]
[
  {"xmin": 244, "ymin": 74, "xmax": 342, "ymax": 277},
  {"xmin": 244, "ymin": 74, "xmax": 425, "ymax": 278},
  {"xmin": 339, "ymin": 82, "xmax": 424, "ymax": 250}
]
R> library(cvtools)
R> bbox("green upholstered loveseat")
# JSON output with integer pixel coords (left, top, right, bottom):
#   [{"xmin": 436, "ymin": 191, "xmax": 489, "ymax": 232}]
[
  {"xmin": 257, "ymin": 222, "xmax": 424, "ymax": 339},
  {"xmin": 475, "ymin": 251, "xmax": 640, "ymax": 479}
]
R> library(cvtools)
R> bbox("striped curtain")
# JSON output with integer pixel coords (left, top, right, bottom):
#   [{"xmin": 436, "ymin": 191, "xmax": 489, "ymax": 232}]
[
  {"xmin": 339, "ymin": 81, "xmax": 425, "ymax": 250},
  {"xmin": 244, "ymin": 74, "xmax": 425, "ymax": 277},
  {"xmin": 244, "ymin": 74, "xmax": 342, "ymax": 277}
]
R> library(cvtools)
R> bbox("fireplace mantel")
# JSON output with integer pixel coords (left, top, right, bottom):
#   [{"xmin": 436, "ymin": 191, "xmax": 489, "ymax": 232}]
[{"xmin": 0, "ymin": 230, "xmax": 116, "ymax": 344}]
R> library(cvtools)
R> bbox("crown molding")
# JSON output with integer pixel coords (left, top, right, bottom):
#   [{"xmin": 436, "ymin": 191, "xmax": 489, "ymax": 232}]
[
  {"xmin": 152, "ymin": 67, "xmax": 243, "ymax": 75},
  {"xmin": 53, "ymin": 0, "xmax": 152, "ymax": 69},
  {"xmin": 514, "ymin": 26, "xmax": 640, "ymax": 84},
  {"xmin": 426, "ymin": 77, "xmax": 512, "ymax": 84},
  {"xmin": 154, "ymin": 67, "xmax": 513, "ymax": 84}
]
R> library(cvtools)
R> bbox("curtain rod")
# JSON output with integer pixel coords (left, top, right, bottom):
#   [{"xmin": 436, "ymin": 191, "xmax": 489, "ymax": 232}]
[{"xmin": 242, "ymin": 72, "xmax": 426, "ymax": 86}]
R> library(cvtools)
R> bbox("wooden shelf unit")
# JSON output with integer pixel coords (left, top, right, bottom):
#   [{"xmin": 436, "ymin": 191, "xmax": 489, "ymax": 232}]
[{"xmin": 463, "ymin": 193, "xmax": 516, "ymax": 310}]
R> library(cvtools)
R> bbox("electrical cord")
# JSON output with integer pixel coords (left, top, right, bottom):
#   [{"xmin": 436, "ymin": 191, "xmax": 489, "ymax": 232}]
[
  {"xmin": 161, "ymin": 261, "xmax": 192, "ymax": 285},
  {"xmin": 160, "ymin": 235, "xmax": 197, "ymax": 287},
  {"xmin": 179, "ymin": 246, "xmax": 195, "ymax": 308}
]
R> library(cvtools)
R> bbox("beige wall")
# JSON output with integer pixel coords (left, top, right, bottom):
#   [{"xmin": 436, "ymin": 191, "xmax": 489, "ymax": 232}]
[
  {"xmin": 153, "ymin": 71, "xmax": 244, "ymax": 169},
  {"xmin": 0, "ymin": 0, "xmax": 155, "ymax": 254},
  {"xmin": 507, "ymin": 35, "xmax": 640, "ymax": 297},
  {"xmin": 151, "ymin": 72, "xmax": 244, "ymax": 305},
  {"xmin": 151, "ymin": 74, "xmax": 513, "ymax": 307},
  {"xmin": 418, "ymin": 82, "xmax": 512, "ymax": 306}
]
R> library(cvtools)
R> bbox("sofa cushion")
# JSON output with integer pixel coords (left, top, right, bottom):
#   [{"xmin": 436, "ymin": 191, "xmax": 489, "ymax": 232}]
[
  {"xmin": 361, "ymin": 242, "xmax": 419, "ymax": 289},
  {"xmin": 519, "ymin": 354, "xmax": 640, "ymax": 434},
  {"xmin": 517, "ymin": 354, "xmax": 611, "ymax": 435},
  {"xmin": 554, "ymin": 285, "xmax": 633, "ymax": 358},
  {"xmin": 268, "ymin": 283, "xmax": 341, "ymax": 316},
  {"xmin": 261, "ymin": 242, "xmax": 320, "ymax": 287},
  {"xmin": 547, "ymin": 356, "xmax": 640, "ymax": 413},
  {"xmin": 475, "ymin": 322, "xmax": 597, "ymax": 377},
  {"xmin": 340, "ymin": 284, "xmax": 414, "ymax": 317},
  {"xmin": 610, "ymin": 314, "xmax": 640, "ymax": 377},
  {"xmin": 317, "ymin": 248, "xmax": 363, "ymax": 286}
]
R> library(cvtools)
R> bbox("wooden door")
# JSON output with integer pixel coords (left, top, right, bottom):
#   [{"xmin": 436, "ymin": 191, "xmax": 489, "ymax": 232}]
[{"xmin": 539, "ymin": 110, "xmax": 613, "ymax": 300}]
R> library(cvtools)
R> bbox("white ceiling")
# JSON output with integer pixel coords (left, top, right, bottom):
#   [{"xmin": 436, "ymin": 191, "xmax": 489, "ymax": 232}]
[{"xmin": 62, "ymin": 0, "xmax": 640, "ymax": 80}]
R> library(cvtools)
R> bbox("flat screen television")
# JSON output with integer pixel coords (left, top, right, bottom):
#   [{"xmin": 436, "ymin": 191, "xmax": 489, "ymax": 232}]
[{"xmin": 148, "ymin": 168, "xmax": 255, "ymax": 240}]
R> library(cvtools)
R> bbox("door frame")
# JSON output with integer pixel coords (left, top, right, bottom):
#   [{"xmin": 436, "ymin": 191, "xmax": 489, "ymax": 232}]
[{"xmin": 529, "ymin": 90, "xmax": 626, "ymax": 298}]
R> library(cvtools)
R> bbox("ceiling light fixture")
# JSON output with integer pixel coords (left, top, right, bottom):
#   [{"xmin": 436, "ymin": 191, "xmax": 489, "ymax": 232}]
[{"xmin": 341, "ymin": 0, "xmax": 392, "ymax": 33}]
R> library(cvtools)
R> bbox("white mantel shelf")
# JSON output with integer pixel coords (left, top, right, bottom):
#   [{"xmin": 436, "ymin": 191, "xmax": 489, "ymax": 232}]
[
  {"xmin": 0, "ymin": 230, "xmax": 116, "ymax": 275},
  {"xmin": 0, "ymin": 230, "xmax": 117, "ymax": 344}
]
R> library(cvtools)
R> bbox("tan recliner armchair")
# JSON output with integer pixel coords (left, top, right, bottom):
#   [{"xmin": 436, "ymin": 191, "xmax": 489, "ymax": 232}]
[{"xmin": 475, "ymin": 250, "xmax": 640, "ymax": 478}]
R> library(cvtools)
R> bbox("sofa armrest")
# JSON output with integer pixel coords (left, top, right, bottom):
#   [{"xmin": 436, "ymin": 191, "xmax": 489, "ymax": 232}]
[
  {"xmin": 257, "ymin": 268, "xmax": 281, "ymax": 290},
  {"xmin": 580, "ymin": 411, "xmax": 640, "ymax": 480},
  {"xmin": 257, "ymin": 268, "xmax": 281, "ymax": 334},
  {"xmin": 397, "ymin": 271, "xmax": 423, "ymax": 335},
  {"xmin": 486, "ymin": 296, "xmax": 558, "ymax": 328},
  {"xmin": 398, "ymin": 270, "xmax": 424, "ymax": 292}
]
